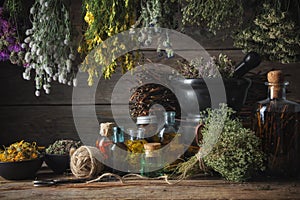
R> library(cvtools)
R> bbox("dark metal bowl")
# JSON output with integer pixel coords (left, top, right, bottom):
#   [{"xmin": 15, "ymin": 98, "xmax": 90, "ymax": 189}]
[
  {"xmin": 172, "ymin": 77, "xmax": 252, "ymax": 115},
  {"xmin": 44, "ymin": 154, "xmax": 70, "ymax": 174},
  {"xmin": 0, "ymin": 156, "xmax": 43, "ymax": 180}
]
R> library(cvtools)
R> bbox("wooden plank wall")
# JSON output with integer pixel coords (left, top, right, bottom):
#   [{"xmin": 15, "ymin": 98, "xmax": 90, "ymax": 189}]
[{"xmin": 0, "ymin": 0, "xmax": 299, "ymax": 146}]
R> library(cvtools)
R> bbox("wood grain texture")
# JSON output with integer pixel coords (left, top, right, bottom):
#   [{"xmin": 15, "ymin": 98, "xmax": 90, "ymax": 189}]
[
  {"xmin": 0, "ymin": 176, "xmax": 299, "ymax": 200},
  {"xmin": 0, "ymin": 105, "xmax": 127, "ymax": 146}
]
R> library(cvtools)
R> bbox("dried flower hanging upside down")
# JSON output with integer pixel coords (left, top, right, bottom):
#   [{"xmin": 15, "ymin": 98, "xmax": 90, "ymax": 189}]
[
  {"xmin": 22, "ymin": 0, "xmax": 77, "ymax": 96},
  {"xmin": 78, "ymin": 0, "xmax": 137, "ymax": 85},
  {"xmin": 234, "ymin": 3, "xmax": 300, "ymax": 63}
]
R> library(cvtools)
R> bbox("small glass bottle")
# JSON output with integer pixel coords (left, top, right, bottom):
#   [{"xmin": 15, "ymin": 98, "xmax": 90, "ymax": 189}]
[
  {"xmin": 126, "ymin": 128, "xmax": 136, "ymax": 141},
  {"xmin": 159, "ymin": 111, "xmax": 178, "ymax": 146},
  {"xmin": 253, "ymin": 70, "xmax": 300, "ymax": 177},
  {"xmin": 111, "ymin": 127, "xmax": 127, "ymax": 174},
  {"xmin": 125, "ymin": 128, "xmax": 148, "ymax": 173},
  {"xmin": 96, "ymin": 122, "xmax": 114, "ymax": 161},
  {"xmin": 141, "ymin": 143, "xmax": 164, "ymax": 177},
  {"xmin": 136, "ymin": 115, "xmax": 160, "ymax": 142}
]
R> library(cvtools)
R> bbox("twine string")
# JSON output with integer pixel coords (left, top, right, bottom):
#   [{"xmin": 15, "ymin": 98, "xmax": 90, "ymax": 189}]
[{"xmin": 70, "ymin": 145, "xmax": 184, "ymax": 185}]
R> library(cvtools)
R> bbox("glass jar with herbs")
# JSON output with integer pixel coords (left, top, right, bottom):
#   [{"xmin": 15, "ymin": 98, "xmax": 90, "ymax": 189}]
[
  {"xmin": 252, "ymin": 70, "xmax": 300, "ymax": 177},
  {"xmin": 125, "ymin": 128, "xmax": 148, "ymax": 173}
]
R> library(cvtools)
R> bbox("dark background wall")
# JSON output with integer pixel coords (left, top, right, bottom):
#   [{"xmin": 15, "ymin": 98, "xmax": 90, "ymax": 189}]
[{"xmin": 0, "ymin": 0, "xmax": 299, "ymax": 146}]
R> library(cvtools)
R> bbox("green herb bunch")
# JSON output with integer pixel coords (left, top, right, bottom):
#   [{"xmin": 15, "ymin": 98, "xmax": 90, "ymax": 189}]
[
  {"xmin": 234, "ymin": 3, "xmax": 300, "ymax": 63},
  {"xmin": 3, "ymin": 0, "xmax": 26, "ymax": 25},
  {"xmin": 46, "ymin": 139, "xmax": 82, "ymax": 155},
  {"xmin": 177, "ymin": 53, "xmax": 235, "ymax": 79},
  {"xmin": 22, "ymin": 0, "xmax": 77, "ymax": 96},
  {"xmin": 176, "ymin": 104, "xmax": 265, "ymax": 182},
  {"xmin": 202, "ymin": 112, "xmax": 265, "ymax": 182},
  {"xmin": 132, "ymin": 0, "xmax": 179, "ymax": 58},
  {"xmin": 181, "ymin": 0, "xmax": 243, "ymax": 35}
]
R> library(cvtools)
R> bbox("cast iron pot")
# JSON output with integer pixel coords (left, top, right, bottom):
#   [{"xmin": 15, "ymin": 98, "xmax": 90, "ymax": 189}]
[{"xmin": 171, "ymin": 77, "xmax": 251, "ymax": 116}]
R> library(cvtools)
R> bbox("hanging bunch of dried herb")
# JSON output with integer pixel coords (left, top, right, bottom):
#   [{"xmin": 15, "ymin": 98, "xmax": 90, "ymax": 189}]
[
  {"xmin": 22, "ymin": 0, "xmax": 77, "ymax": 96},
  {"xmin": 131, "ymin": 0, "xmax": 180, "ymax": 58},
  {"xmin": 234, "ymin": 3, "xmax": 300, "ymax": 63},
  {"xmin": 78, "ymin": 0, "xmax": 138, "ymax": 85},
  {"xmin": 3, "ymin": 0, "xmax": 32, "ymax": 36},
  {"xmin": 1, "ymin": 0, "xmax": 30, "ymax": 66},
  {"xmin": 181, "ymin": 0, "xmax": 243, "ymax": 35},
  {"xmin": 175, "ymin": 104, "xmax": 265, "ymax": 182}
]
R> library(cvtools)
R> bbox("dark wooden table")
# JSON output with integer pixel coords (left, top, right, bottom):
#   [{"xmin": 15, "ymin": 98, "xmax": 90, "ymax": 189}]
[{"xmin": 1, "ymin": 167, "xmax": 299, "ymax": 200}]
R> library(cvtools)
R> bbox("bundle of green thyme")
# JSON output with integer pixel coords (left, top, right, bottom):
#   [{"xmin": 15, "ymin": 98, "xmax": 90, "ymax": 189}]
[
  {"xmin": 181, "ymin": 0, "xmax": 243, "ymax": 35},
  {"xmin": 175, "ymin": 104, "xmax": 265, "ymax": 182}
]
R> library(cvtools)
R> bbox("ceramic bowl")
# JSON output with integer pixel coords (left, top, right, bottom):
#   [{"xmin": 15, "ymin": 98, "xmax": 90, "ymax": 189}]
[
  {"xmin": 0, "ymin": 156, "xmax": 43, "ymax": 180},
  {"xmin": 44, "ymin": 154, "xmax": 70, "ymax": 174}
]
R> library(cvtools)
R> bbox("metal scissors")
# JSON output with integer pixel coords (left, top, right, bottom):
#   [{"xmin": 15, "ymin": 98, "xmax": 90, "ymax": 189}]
[{"xmin": 33, "ymin": 178, "xmax": 89, "ymax": 187}]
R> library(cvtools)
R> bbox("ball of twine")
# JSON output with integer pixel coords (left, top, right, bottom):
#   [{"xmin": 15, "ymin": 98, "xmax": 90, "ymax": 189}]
[{"xmin": 70, "ymin": 146, "xmax": 104, "ymax": 178}]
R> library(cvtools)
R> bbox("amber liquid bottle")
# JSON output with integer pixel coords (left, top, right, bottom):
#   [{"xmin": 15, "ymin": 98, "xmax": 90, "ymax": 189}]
[{"xmin": 253, "ymin": 70, "xmax": 300, "ymax": 177}]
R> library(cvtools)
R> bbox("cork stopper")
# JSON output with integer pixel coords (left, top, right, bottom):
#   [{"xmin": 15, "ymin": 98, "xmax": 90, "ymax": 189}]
[
  {"xmin": 99, "ymin": 122, "xmax": 115, "ymax": 137},
  {"xmin": 267, "ymin": 70, "xmax": 284, "ymax": 83},
  {"xmin": 144, "ymin": 143, "xmax": 161, "ymax": 151},
  {"xmin": 267, "ymin": 70, "xmax": 286, "ymax": 99}
]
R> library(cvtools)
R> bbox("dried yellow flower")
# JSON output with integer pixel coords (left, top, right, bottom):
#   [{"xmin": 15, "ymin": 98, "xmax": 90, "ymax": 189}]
[{"xmin": 0, "ymin": 140, "xmax": 39, "ymax": 162}]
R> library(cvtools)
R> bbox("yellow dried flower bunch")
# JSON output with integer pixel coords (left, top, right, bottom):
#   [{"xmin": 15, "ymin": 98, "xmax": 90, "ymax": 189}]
[{"xmin": 78, "ymin": 0, "xmax": 138, "ymax": 84}]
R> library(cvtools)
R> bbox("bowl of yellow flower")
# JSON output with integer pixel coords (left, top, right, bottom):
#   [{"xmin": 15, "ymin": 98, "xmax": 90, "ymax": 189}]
[{"xmin": 0, "ymin": 141, "xmax": 43, "ymax": 180}]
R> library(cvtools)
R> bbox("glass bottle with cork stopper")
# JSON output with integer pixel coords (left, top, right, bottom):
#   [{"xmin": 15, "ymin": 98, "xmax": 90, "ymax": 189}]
[
  {"xmin": 141, "ymin": 142, "xmax": 164, "ymax": 177},
  {"xmin": 95, "ymin": 122, "xmax": 115, "ymax": 161},
  {"xmin": 252, "ymin": 70, "xmax": 300, "ymax": 177}
]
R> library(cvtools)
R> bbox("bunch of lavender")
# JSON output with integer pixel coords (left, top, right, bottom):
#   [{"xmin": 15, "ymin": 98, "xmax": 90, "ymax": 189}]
[
  {"xmin": 22, "ymin": 0, "xmax": 77, "ymax": 96},
  {"xmin": 0, "ymin": 7, "xmax": 26, "ymax": 66}
]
